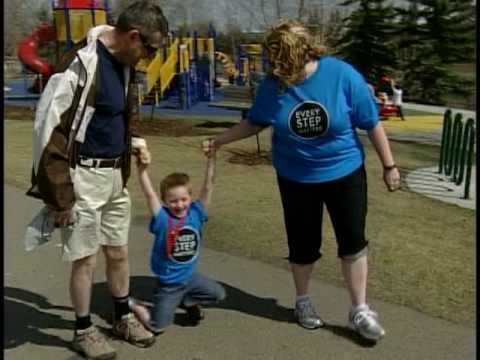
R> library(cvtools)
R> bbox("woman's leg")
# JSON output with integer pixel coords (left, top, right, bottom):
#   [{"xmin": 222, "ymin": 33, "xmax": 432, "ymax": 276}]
[
  {"xmin": 290, "ymin": 262, "xmax": 315, "ymax": 297},
  {"xmin": 340, "ymin": 250, "xmax": 368, "ymax": 307},
  {"xmin": 277, "ymin": 175, "xmax": 324, "ymax": 329},
  {"xmin": 325, "ymin": 165, "xmax": 385, "ymax": 341}
]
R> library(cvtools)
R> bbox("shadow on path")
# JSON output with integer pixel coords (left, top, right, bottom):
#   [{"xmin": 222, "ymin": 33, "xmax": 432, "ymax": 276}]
[
  {"xmin": 5, "ymin": 277, "xmax": 374, "ymax": 352},
  {"xmin": 4, "ymin": 287, "xmax": 73, "ymax": 350}
]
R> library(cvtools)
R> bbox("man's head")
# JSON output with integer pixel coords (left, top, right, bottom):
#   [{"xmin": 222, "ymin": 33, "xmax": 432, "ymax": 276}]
[
  {"xmin": 160, "ymin": 173, "xmax": 192, "ymax": 218},
  {"xmin": 113, "ymin": 0, "xmax": 169, "ymax": 65}
]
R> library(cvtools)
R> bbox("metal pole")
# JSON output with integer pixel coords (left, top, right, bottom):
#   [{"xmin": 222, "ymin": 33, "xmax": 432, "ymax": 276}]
[{"xmin": 463, "ymin": 118, "xmax": 475, "ymax": 199}]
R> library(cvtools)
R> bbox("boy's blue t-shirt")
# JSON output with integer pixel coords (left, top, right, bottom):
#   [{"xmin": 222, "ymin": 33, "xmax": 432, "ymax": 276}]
[
  {"xmin": 149, "ymin": 201, "xmax": 208, "ymax": 285},
  {"xmin": 248, "ymin": 56, "xmax": 379, "ymax": 183}
]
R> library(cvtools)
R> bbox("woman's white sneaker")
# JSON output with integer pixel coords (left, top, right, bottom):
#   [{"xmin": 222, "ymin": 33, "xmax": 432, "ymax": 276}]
[{"xmin": 348, "ymin": 304, "xmax": 385, "ymax": 341}]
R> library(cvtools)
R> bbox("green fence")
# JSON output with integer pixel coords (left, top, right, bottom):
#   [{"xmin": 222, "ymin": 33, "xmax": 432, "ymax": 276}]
[{"xmin": 438, "ymin": 109, "xmax": 475, "ymax": 199}]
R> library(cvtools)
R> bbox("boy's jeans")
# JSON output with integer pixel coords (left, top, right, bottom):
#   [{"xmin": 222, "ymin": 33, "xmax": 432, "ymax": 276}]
[{"xmin": 150, "ymin": 272, "xmax": 225, "ymax": 332}]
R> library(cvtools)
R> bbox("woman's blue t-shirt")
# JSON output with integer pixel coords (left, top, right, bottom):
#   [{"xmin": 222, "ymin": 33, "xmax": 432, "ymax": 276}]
[
  {"xmin": 149, "ymin": 201, "xmax": 208, "ymax": 284},
  {"xmin": 248, "ymin": 56, "xmax": 379, "ymax": 183}
]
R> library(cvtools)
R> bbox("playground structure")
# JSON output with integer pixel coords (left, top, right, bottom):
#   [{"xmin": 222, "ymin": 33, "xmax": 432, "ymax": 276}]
[
  {"xmin": 234, "ymin": 43, "xmax": 267, "ymax": 86},
  {"xmin": 16, "ymin": 0, "xmax": 110, "ymax": 92},
  {"xmin": 215, "ymin": 51, "xmax": 238, "ymax": 83},
  {"xmin": 13, "ymin": 0, "xmax": 268, "ymax": 111},
  {"xmin": 136, "ymin": 31, "xmax": 216, "ymax": 110},
  {"xmin": 438, "ymin": 109, "xmax": 476, "ymax": 199}
]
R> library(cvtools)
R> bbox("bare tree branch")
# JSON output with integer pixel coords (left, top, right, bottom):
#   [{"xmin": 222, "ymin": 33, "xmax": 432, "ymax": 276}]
[{"xmin": 297, "ymin": 0, "xmax": 306, "ymax": 20}]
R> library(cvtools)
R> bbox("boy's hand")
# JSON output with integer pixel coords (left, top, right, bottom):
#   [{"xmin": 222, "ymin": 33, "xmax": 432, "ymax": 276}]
[
  {"xmin": 135, "ymin": 147, "xmax": 151, "ymax": 170},
  {"xmin": 202, "ymin": 139, "xmax": 216, "ymax": 158}
]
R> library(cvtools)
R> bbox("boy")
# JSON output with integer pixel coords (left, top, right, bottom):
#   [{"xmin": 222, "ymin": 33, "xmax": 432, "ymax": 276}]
[{"xmin": 131, "ymin": 142, "xmax": 225, "ymax": 334}]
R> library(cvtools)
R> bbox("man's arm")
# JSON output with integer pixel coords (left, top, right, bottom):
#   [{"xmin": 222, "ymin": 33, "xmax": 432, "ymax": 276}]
[
  {"xmin": 199, "ymin": 142, "xmax": 216, "ymax": 208},
  {"xmin": 31, "ymin": 64, "xmax": 82, "ymax": 225}
]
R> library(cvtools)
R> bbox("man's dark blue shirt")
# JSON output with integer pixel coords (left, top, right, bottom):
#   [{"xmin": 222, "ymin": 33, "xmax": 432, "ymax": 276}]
[{"xmin": 79, "ymin": 40, "xmax": 127, "ymax": 158}]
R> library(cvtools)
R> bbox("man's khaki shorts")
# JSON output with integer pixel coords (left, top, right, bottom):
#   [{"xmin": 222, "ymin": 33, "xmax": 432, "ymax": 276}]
[{"xmin": 61, "ymin": 166, "xmax": 131, "ymax": 261}]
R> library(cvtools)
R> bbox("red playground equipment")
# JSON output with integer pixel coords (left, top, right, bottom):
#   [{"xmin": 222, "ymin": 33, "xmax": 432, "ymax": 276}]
[
  {"xmin": 16, "ymin": 0, "xmax": 109, "ymax": 92},
  {"xmin": 376, "ymin": 76, "xmax": 404, "ymax": 120},
  {"xmin": 17, "ymin": 23, "xmax": 57, "ymax": 79}
]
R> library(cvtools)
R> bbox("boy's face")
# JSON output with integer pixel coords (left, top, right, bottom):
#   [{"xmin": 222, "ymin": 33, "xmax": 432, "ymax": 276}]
[{"xmin": 164, "ymin": 185, "xmax": 192, "ymax": 218}]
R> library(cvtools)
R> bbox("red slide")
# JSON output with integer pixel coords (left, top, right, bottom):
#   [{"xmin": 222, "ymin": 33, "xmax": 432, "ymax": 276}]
[{"xmin": 17, "ymin": 22, "xmax": 57, "ymax": 78}]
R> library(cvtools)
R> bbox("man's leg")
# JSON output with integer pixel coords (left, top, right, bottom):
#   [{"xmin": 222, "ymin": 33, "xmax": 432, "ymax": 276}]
[
  {"xmin": 103, "ymin": 245, "xmax": 130, "ymax": 318},
  {"xmin": 70, "ymin": 254, "xmax": 97, "ymax": 321},
  {"xmin": 102, "ymin": 244, "xmax": 155, "ymax": 347},
  {"xmin": 70, "ymin": 253, "xmax": 117, "ymax": 359}
]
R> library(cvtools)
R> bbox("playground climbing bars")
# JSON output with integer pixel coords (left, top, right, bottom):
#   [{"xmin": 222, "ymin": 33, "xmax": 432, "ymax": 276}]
[{"xmin": 438, "ymin": 110, "xmax": 475, "ymax": 199}]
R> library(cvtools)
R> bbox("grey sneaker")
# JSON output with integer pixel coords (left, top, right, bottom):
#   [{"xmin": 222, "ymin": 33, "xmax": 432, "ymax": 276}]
[
  {"xmin": 112, "ymin": 313, "xmax": 155, "ymax": 348},
  {"xmin": 294, "ymin": 299, "xmax": 325, "ymax": 329},
  {"xmin": 348, "ymin": 305, "xmax": 386, "ymax": 341},
  {"xmin": 72, "ymin": 325, "xmax": 116, "ymax": 360}
]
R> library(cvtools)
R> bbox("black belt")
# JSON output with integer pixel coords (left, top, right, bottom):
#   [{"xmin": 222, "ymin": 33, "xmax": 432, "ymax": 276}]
[{"xmin": 77, "ymin": 157, "xmax": 122, "ymax": 168}]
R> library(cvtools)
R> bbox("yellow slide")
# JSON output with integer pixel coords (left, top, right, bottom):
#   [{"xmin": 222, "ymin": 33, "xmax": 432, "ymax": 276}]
[
  {"xmin": 215, "ymin": 51, "xmax": 237, "ymax": 78},
  {"xmin": 136, "ymin": 39, "xmax": 180, "ymax": 99}
]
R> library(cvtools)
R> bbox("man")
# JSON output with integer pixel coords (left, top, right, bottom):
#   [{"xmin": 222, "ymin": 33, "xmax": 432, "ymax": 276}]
[{"xmin": 27, "ymin": 1, "xmax": 168, "ymax": 358}]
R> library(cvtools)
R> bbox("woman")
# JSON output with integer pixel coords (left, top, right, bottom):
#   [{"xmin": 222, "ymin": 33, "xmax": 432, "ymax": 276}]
[{"xmin": 203, "ymin": 19, "xmax": 400, "ymax": 342}]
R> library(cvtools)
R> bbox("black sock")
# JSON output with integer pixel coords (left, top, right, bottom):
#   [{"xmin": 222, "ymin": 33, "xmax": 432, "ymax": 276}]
[
  {"xmin": 75, "ymin": 314, "xmax": 92, "ymax": 331},
  {"xmin": 114, "ymin": 294, "xmax": 131, "ymax": 321}
]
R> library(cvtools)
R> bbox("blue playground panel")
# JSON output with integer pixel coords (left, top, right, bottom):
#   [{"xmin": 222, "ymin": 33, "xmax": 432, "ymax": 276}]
[{"xmin": 5, "ymin": 79, "xmax": 245, "ymax": 119}]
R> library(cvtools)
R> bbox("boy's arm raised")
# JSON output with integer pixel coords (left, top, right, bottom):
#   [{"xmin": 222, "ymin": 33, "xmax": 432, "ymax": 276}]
[
  {"xmin": 136, "ymin": 152, "xmax": 161, "ymax": 215},
  {"xmin": 199, "ymin": 146, "xmax": 216, "ymax": 208}
]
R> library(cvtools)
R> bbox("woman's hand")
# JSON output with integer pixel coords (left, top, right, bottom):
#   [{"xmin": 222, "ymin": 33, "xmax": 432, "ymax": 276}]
[
  {"xmin": 202, "ymin": 138, "xmax": 217, "ymax": 158},
  {"xmin": 383, "ymin": 166, "xmax": 401, "ymax": 192}
]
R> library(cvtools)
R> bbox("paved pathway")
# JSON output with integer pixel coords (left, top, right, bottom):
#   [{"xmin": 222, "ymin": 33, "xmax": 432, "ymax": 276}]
[
  {"xmin": 4, "ymin": 185, "xmax": 475, "ymax": 360},
  {"xmin": 402, "ymin": 102, "xmax": 475, "ymax": 119}
]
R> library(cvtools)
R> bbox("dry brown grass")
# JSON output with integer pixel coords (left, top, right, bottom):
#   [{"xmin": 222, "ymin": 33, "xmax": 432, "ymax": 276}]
[{"xmin": 5, "ymin": 113, "xmax": 474, "ymax": 327}]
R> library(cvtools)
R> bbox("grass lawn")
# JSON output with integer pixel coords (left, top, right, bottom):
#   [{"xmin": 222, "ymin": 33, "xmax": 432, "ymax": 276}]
[{"xmin": 4, "ymin": 114, "xmax": 475, "ymax": 327}]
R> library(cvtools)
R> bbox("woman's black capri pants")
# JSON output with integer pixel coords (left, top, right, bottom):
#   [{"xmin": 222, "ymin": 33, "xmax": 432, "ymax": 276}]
[{"xmin": 277, "ymin": 164, "xmax": 368, "ymax": 264}]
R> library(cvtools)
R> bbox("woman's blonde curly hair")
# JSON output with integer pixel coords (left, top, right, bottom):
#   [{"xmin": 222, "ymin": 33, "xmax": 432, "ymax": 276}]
[{"xmin": 264, "ymin": 19, "xmax": 326, "ymax": 88}]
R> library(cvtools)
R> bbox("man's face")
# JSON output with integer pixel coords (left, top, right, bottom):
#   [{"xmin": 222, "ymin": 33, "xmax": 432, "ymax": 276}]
[{"xmin": 124, "ymin": 30, "xmax": 164, "ymax": 66}]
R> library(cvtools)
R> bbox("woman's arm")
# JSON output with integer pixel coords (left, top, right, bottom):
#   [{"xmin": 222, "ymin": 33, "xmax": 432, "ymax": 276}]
[
  {"xmin": 202, "ymin": 119, "xmax": 266, "ymax": 156},
  {"xmin": 367, "ymin": 122, "xmax": 401, "ymax": 192},
  {"xmin": 215, "ymin": 119, "xmax": 265, "ymax": 147}
]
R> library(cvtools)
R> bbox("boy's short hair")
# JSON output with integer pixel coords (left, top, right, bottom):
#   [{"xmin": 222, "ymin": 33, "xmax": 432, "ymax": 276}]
[{"xmin": 160, "ymin": 173, "xmax": 191, "ymax": 201}]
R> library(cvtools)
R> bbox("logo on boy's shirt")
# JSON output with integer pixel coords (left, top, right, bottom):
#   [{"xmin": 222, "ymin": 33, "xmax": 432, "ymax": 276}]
[
  {"xmin": 170, "ymin": 227, "xmax": 199, "ymax": 263},
  {"xmin": 288, "ymin": 101, "xmax": 329, "ymax": 139}
]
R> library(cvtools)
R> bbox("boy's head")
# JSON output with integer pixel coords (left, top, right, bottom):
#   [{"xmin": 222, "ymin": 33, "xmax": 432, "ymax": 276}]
[{"xmin": 160, "ymin": 173, "xmax": 192, "ymax": 217}]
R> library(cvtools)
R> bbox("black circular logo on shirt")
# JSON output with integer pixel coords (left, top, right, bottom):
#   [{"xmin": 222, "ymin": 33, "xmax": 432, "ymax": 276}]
[
  {"xmin": 170, "ymin": 227, "xmax": 199, "ymax": 263},
  {"xmin": 288, "ymin": 101, "xmax": 329, "ymax": 139}
]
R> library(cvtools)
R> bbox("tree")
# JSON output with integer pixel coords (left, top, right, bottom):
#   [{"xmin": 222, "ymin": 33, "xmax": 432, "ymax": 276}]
[
  {"xmin": 396, "ymin": 0, "xmax": 476, "ymax": 104},
  {"xmin": 323, "ymin": 8, "xmax": 346, "ymax": 53},
  {"xmin": 335, "ymin": 0, "xmax": 398, "ymax": 82}
]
